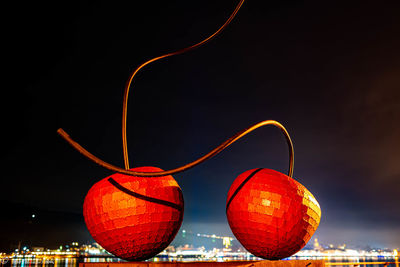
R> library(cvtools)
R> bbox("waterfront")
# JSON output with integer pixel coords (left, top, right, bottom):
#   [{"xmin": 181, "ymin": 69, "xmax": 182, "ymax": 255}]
[
  {"xmin": 1, "ymin": 236, "xmax": 398, "ymax": 267},
  {"xmin": 1, "ymin": 256, "xmax": 399, "ymax": 267}
]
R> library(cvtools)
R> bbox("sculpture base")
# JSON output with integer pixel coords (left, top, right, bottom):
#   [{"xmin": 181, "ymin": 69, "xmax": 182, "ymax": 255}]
[{"xmin": 80, "ymin": 260, "xmax": 324, "ymax": 267}]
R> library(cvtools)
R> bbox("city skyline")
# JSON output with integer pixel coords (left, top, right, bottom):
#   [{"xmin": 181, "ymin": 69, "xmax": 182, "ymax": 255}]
[
  {"xmin": 1, "ymin": 227, "xmax": 399, "ymax": 254},
  {"xmin": 2, "ymin": 0, "xmax": 400, "ymax": 252}
]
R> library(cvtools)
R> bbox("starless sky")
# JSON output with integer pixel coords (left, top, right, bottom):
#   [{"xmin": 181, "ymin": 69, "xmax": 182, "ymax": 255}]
[{"xmin": 2, "ymin": 0, "xmax": 400, "ymax": 249}]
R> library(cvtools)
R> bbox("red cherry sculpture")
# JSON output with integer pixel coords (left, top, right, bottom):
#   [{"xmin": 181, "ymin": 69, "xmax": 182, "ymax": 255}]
[
  {"xmin": 226, "ymin": 168, "xmax": 321, "ymax": 260},
  {"xmin": 83, "ymin": 166, "xmax": 184, "ymax": 261}
]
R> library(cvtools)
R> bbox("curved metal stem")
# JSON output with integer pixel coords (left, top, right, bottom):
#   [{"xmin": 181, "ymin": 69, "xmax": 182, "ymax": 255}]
[
  {"xmin": 57, "ymin": 120, "xmax": 294, "ymax": 177},
  {"xmin": 122, "ymin": 0, "xmax": 246, "ymax": 170}
]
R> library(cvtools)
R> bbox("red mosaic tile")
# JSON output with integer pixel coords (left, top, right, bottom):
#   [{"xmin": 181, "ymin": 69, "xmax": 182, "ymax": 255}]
[
  {"xmin": 226, "ymin": 168, "xmax": 321, "ymax": 260},
  {"xmin": 83, "ymin": 166, "xmax": 184, "ymax": 261}
]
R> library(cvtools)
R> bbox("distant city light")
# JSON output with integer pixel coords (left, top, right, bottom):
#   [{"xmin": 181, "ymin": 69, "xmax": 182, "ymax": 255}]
[
  {"xmin": 1, "ymin": 237, "xmax": 398, "ymax": 262},
  {"xmin": 222, "ymin": 237, "xmax": 232, "ymax": 248}
]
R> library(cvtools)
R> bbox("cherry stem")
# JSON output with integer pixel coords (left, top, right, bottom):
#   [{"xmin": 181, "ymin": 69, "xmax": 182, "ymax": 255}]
[
  {"xmin": 57, "ymin": 120, "xmax": 294, "ymax": 177},
  {"xmin": 121, "ymin": 0, "xmax": 246, "ymax": 170}
]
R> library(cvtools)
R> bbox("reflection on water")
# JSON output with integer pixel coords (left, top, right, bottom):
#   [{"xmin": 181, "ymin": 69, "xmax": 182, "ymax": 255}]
[
  {"xmin": 292, "ymin": 256, "xmax": 399, "ymax": 267},
  {"xmin": 2, "ymin": 257, "xmax": 398, "ymax": 267},
  {"xmin": 322, "ymin": 256, "xmax": 399, "ymax": 267},
  {"xmin": 3, "ymin": 257, "xmax": 123, "ymax": 267},
  {"xmin": 10, "ymin": 258, "xmax": 77, "ymax": 267}
]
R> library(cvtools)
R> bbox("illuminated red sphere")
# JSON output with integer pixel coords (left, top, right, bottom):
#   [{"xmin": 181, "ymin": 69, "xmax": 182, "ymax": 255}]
[
  {"xmin": 83, "ymin": 166, "xmax": 184, "ymax": 261},
  {"xmin": 226, "ymin": 168, "xmax": 321, "ymax": 260}
]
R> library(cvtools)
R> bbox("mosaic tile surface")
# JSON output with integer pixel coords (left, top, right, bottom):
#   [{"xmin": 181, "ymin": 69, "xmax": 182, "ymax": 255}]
[
  {"xmin": 83, "ymin": 166, "xmax": 184, "ymax": 261},
  {"xmin": 226, "ymin": 168, "xmax": 321, "ymax": 260}
]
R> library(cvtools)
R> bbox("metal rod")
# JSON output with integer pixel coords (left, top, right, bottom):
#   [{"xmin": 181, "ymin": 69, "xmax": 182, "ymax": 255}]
[
  {"xmin": 121, "ymin": 0, "xmax": 246, "ymax": 170},
  {"xmin": 57, "ymin": 119, "xmax": 294, "ymax": 177}
]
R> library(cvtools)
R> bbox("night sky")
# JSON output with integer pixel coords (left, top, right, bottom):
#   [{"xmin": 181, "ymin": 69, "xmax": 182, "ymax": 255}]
[{"xmin": 2, "ymin": 0, "xmax": 400, "ymax": 251}]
